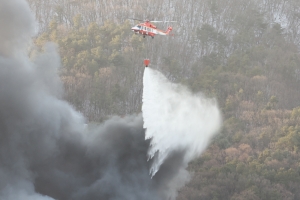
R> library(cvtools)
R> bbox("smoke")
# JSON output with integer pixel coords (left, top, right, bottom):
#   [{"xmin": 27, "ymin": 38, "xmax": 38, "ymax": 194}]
[
  {"xmin": 0, "ymin": 0, "xmax": 221, "ymax": 200},
  {"xmin": 0, "ymin": 0, "xmax": 35, "ymax": 57}
]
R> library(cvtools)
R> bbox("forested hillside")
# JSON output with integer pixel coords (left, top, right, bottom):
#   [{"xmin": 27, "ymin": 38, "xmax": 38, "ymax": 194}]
[{"xmin": 28, "ymin": 0, "xmax": 300, "ymax": 199}]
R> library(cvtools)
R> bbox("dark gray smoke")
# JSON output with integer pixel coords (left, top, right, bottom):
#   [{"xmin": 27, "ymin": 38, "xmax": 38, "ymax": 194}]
[{"xmin": 0, "ymin": 0, "xmax": 191, "ymax": 199}]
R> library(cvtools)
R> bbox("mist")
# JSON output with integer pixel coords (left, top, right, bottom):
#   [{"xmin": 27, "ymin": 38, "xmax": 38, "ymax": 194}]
[
  {"xmin": 143, "ymin": 68, "xmax": 222, "ymax": 178},
  {"xmin": 143, "ymin": 68, "xmax": 222, "ymax": 198},
  {"xmin": 0, "ymin": 0, "xmax": 221, "ymax": 200}
]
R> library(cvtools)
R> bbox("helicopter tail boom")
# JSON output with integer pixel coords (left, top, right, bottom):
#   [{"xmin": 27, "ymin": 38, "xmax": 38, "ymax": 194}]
[
  {"xmin": 157, "ymin": 26, "xmax": 173, "ymax": 36},
  {"xmin": 165, "ymin": 26, "xmax": 173, "ymax": 35}
]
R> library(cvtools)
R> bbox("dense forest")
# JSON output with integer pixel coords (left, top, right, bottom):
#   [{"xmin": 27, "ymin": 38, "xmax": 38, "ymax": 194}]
[{"xmin": 28, "ymin": 0, "xmax": 300, "ymax": 199}]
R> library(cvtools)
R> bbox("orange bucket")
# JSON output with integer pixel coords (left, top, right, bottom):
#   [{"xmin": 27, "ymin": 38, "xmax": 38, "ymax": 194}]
[{"xmin": 144, "ymin": 59, "xmax": 150, "ymax": 67}]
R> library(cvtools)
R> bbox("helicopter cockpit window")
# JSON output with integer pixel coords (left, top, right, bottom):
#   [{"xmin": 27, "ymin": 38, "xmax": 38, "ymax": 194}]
[{"xmin": 137, "ymin": 25, "xmax": 141, "ymax": 29}]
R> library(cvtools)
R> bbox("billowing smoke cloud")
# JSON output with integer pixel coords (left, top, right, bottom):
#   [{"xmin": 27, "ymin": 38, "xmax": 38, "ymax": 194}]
[{"xmin": 0, "ymin": 0, "xmax": 222, "ymax": 200}]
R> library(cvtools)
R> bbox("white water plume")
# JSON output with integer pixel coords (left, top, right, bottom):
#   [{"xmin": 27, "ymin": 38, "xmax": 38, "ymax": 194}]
[{"xmin": 142, "ymin": 68, "xmax": 222, "ymax": 177}]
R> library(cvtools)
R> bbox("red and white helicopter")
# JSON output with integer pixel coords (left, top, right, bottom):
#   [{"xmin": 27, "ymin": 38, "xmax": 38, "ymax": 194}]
[{"xmin": 130, "ymin": 18, "xmax": 176, "ymax": 38}]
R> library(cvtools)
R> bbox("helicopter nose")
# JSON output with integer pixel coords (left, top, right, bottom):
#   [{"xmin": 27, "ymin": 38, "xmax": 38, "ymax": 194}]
[{"xmin": 131, "ymin": 27, "xmax": 139, "ymax": 31}]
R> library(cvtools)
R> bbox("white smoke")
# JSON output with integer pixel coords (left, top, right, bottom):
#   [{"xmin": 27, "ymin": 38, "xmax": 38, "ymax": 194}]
[{"xmin": 142, "ymin": 68, "xmax": 222, "ymax": 177}]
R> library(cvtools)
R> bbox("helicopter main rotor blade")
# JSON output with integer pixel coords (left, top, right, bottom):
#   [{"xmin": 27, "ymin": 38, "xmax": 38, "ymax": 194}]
[
  {"xmin": 128, "ymin": 18, "xmax": 144, "ymax": 22},
  {"xmin": 129, "ymin": 18, "xmax": 177, "ymax": 23},
  {"xmin": 150, "ymin": 21, "xmax": 177, "ymax": 23}
]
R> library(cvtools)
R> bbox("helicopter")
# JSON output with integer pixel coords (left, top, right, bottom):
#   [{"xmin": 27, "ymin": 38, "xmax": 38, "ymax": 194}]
[{"xmin": 129, "ymin": 18, "xmax": 176, "ymax": 38}]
